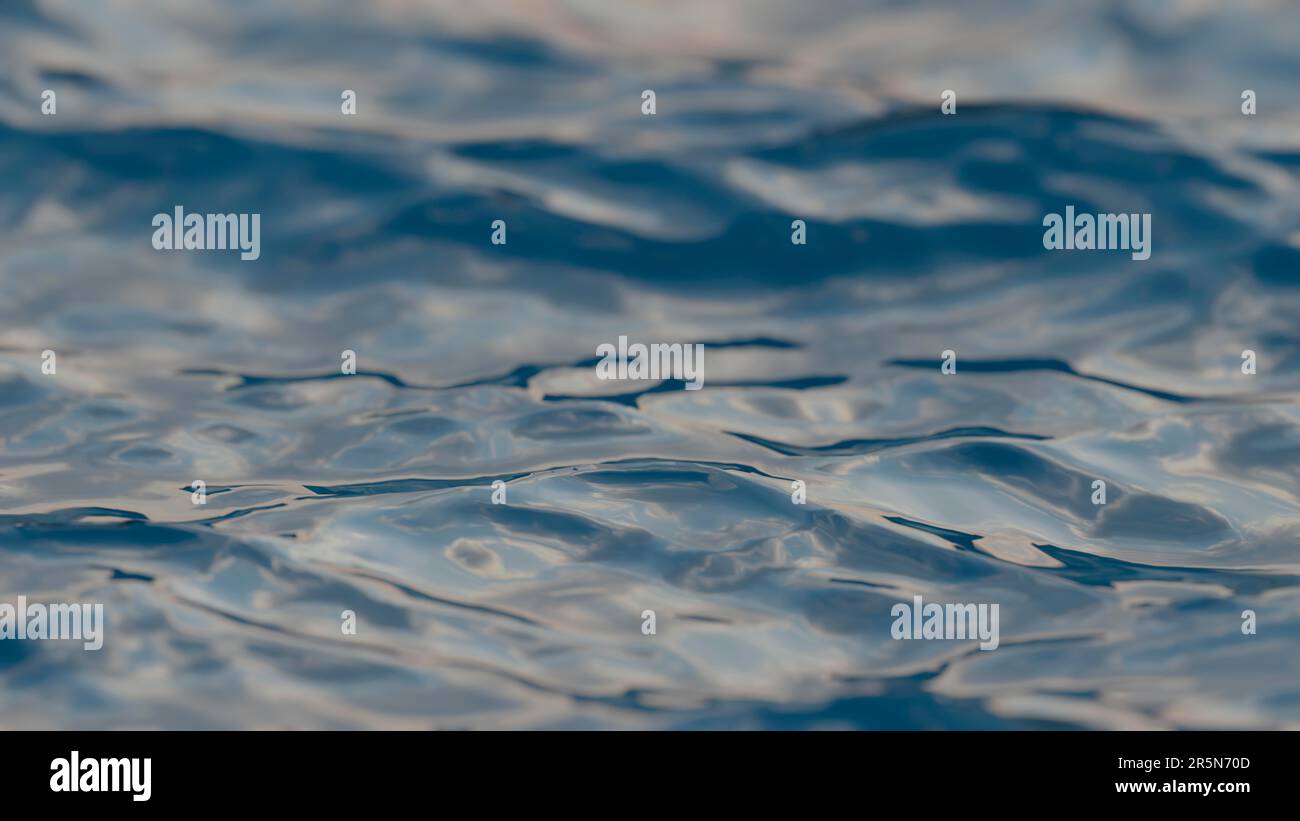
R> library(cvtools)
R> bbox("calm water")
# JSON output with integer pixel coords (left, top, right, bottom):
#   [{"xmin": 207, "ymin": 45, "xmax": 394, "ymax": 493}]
[{"xmin": 3, "ymin": 1, "xmax": 1300, "ymax": 729}]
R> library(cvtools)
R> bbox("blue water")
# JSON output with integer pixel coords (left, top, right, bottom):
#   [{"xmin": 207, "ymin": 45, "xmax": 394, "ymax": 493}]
[{"xmin": 3, "ymin": 1, "xmax": 1300, "ymax": 729}]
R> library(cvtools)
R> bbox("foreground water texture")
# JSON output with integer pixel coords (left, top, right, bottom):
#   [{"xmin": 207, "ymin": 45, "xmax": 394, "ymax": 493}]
[{"xmin": 3, "ymin": 2, "xmax": 1300, "ymax": 729}]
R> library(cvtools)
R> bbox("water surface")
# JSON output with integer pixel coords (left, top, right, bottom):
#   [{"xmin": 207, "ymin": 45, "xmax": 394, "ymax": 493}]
[{"xmin": 2, "ymin": 1, "xmax": 1300, "ymax": 729}]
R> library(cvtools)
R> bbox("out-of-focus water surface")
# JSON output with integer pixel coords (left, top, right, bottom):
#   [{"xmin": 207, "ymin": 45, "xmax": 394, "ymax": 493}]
[{"xmin": 3, "ymin": 0, "xmax": 1300, "ymax": 729}]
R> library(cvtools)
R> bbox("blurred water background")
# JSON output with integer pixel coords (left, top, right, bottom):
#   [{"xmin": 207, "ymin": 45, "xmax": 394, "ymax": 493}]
[{"xmin": 3, "ymin": 0, "xmax": 1300, "ymax": 728}]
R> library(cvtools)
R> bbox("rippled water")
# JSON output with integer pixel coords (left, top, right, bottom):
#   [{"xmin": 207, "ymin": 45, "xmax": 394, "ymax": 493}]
[{"xmin": 3, "ymin": 1, "xmax": 1300, "ymax": 729}]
